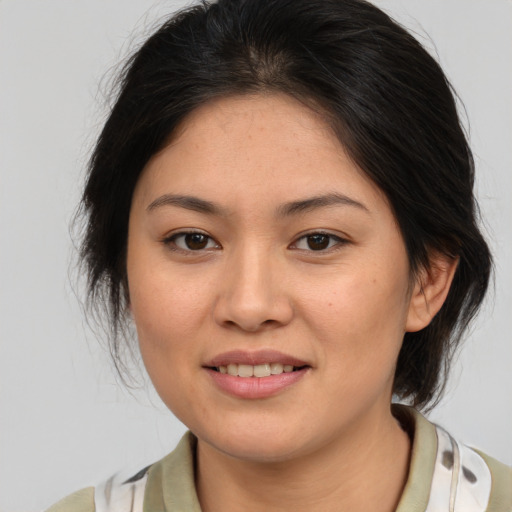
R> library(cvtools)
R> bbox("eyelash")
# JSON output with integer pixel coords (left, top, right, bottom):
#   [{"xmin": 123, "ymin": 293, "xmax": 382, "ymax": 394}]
[
  {"xmin": 161, "ymin": 230, "xmax": 348, "ymax": 253},
  {"xmin": 290, "ymin": 232, "xmax": 348, "ymax": 252},
  {"xmin": 162, "ymin": 231, "xmax": 220, "ymax": 253}
]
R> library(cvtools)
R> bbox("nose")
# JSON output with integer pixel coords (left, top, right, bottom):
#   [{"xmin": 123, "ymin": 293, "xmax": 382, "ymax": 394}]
[{"xmin": 213, "ymin": 243, "xmax": 294, "ymax": 332}]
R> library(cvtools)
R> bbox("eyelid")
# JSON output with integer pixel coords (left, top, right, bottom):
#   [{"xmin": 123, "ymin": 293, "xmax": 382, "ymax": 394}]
[
  {"xmin": 160, "ymin": 229, "xmax": 348, "ymax": 253},
  {"xmin": 289, "ymin": 230, "xmax": 350, "ymax": 251},
  {"xmin": 161, "ymin": 229, "xmax": 221, "ymax": 252}
]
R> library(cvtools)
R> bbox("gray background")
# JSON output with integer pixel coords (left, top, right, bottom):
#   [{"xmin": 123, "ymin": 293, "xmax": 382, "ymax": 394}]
[{"xmin": 1, "ymin": 1, "xmax": 510, "ymax": 510}]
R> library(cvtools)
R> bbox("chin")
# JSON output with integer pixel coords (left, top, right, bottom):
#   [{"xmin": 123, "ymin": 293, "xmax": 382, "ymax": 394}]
[
  {"xmin": 194, "ymin": 416, "xmax": 318, "ymax": 464},
  {"xmin": 214, "ymin": 435, "xmax": 305, "ymax": 463}
]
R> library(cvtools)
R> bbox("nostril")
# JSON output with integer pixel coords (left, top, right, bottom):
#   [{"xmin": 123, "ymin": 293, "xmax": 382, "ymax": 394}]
[{"xmin": 221, "ymin": 318, "xmax": 278, "ymax": 332}]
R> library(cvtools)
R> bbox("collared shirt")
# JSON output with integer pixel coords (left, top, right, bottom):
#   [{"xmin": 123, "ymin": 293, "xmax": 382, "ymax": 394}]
[{"xmin": 46, "ymin": 406, "xmax": 512, "ymax": 512}]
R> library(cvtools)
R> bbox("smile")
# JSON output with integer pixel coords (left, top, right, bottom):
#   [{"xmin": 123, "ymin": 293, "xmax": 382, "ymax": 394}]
[
  {"xmin": 214, "ymin": 363, "xmax": 305, "ymax": 377},
  {"xmin": 204, "ymin": 350, "xmax": 311, "ymax": 398}
]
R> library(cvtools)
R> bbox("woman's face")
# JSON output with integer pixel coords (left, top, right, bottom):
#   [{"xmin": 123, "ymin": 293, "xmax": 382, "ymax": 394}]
[{"xmin": 127, "ymin": 94, "xmax": 416, "ymax": 462}]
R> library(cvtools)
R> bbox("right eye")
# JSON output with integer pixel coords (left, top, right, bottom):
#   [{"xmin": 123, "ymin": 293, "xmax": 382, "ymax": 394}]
[{"xmin": 164, "ymin": 232, "xmax": 220, "ymax": 252}]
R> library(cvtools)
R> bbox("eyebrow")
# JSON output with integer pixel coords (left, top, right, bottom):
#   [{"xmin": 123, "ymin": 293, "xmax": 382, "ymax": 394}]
[
  {"xmin": 146, "ymin": 192, "xmax": 369, "ymax": 217},
  {"xmin": 277, "ymin": 193, "xmax": 369, "ymax": 216},
  {"xmin": 146, "ymin": 194, "xmax": 227, "ymax": 215}
]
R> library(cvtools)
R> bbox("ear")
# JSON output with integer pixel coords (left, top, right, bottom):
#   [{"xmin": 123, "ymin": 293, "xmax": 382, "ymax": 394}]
[{"xmin": 405, "ymin": 253, "xmax": 458, "ymax": 332}]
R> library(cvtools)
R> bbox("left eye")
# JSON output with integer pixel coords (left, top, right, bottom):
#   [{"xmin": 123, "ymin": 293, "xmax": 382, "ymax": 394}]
[
  {"xmin": 292, "ymin": 233, "xmax": 344, "ymax": 251},
  {"xmin": 166, "ymin": 232, "xmax": 219, "ymax": 251}
]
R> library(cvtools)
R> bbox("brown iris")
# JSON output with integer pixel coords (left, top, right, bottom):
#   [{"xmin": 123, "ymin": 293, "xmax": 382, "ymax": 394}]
[
  {"xmin": 307, "ymin": 234, "xmax": 330, "ymax": 250},
  {"xmin": 185, "ymin": 233, "xmax": 209, "ymax": 250}
]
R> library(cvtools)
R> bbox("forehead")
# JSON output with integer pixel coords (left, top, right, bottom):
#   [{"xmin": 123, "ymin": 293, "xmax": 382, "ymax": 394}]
[{"xmin": 135, "ymin": 93, "xmax": 388, "ymax": 215}]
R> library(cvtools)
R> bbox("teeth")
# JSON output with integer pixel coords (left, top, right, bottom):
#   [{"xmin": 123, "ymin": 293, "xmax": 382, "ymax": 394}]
[
  {"xmin": 238, "ymin": 364, "xmax": 254, "ymax": 377},
  {"xmin": 216, "ymin": 363, "xmax": 302, "ymax": 377},
  {"xmin": 254, "ymin": 363, "xmax": 271, "ymax": 377},
  {"xmin": 270, "ymin": 363, "xmax": 284, "ymax": 374}
]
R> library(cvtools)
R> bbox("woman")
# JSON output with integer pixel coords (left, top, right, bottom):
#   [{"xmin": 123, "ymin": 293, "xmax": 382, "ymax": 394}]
[{"xmin": 47, "ymin": 0, "xmax": 511, "ymax": 510}]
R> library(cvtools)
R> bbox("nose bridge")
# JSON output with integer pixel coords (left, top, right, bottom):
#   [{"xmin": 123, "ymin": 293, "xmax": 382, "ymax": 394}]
[{"xmin": 214, "ymin": 238, "xmax": 292, "ymax": 331}]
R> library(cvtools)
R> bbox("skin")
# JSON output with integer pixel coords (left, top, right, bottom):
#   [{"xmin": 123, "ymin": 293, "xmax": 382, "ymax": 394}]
[{"xmin": 127, "ymin": 94, "xmax": 456, "ymax": 512}]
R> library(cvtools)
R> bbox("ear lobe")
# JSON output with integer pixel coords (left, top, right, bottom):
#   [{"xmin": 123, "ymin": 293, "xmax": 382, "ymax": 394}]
[{"xmin": 405, "ymin": 254, "xmax": 459, "ymax": 333}]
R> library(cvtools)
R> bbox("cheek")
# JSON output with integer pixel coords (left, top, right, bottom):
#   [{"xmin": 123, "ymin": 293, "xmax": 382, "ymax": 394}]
[
  {"xmin": 127, "ymin": 265, "xmax": 211, "ymax": 413},
  {"xmin": 130, "ymin": 271, "xmax": 209, "ymax": 350},
  {"xmin": 305, "ymin": 270, "xmax": 409, "ymax": 334},
  {"xmin": 127, "ymin": 230, "xmax": 215, "ymax": 336},
  {"xmin": 300, "ymin": 261, "xmax": 411, "ymax": 373}
]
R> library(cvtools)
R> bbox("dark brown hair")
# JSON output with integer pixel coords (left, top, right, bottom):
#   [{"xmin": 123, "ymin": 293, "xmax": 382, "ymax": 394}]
[{"xmin": 80, "ymin": 0, "xmax": 491, "ymax": 409}]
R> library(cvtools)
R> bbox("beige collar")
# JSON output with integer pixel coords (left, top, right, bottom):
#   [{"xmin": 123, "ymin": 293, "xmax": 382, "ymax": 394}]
[{"xmin": 144, "ymin": 405, "xmax": 438, "ymax": 512}]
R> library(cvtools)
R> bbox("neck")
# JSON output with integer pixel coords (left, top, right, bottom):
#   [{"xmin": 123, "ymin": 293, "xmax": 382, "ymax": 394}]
[{"xmin": 196, "ymin": 405, "xmax": 411, "ymax": 512}]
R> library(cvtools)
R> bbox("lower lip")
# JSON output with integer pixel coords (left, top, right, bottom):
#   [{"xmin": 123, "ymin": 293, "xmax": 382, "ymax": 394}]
[{"xmin": 205, "ymin": 368, "xmax": 309, "ymax": 399}]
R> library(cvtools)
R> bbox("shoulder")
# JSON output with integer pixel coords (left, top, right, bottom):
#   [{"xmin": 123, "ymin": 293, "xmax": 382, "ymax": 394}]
[
  {"xmin": 472, "ymin": 448, "xmax": 512, "ymax": 511},
  {"xmin": 431, "ymin": 422, "xmax": 511, "ymax": 512},
  {"xmin": 46, "ymin": 464, "xmax": 151, "ymax": 512},
  {"xmin": 45, "ymin": 487, "xmax": 95, "ymax": 512},
  {"xmin": 45, "ymin": 432, "xmax": 199, "ymax": 512},
  {"xmin": 394, "ymin": 405, "xmax": 512, "ymax": 512},
  {"xmin": 45, "ymin": 466, "xmax": 150, "ymax": 512}
]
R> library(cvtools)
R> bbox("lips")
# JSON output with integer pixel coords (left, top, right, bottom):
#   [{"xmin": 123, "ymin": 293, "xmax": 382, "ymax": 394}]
[
  {"xmin": 216, "ymin": 362, "xmax": 299, "ymax": 378},
  {"xmin": 204, "ymin": 350, "xmax": 311, "ymax": 399},
  {"xmin": 205, "ymin": 349, "xmax": 310, "ymax": 368}
]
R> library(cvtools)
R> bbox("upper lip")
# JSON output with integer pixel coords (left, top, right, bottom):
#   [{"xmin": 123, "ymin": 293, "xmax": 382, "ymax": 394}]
[{"xmin": 205, "ymin": 350, "xmax": 310, "ymax": 368}]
